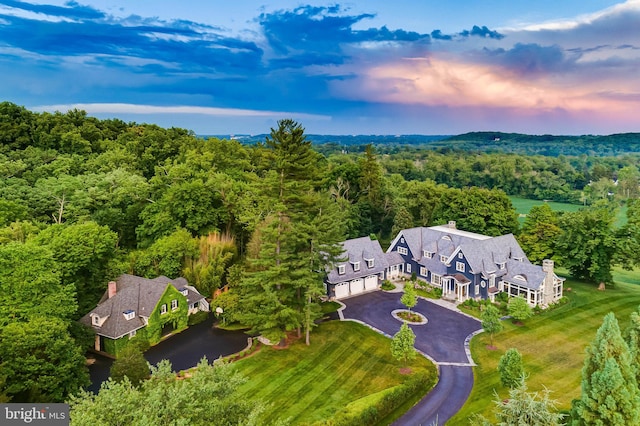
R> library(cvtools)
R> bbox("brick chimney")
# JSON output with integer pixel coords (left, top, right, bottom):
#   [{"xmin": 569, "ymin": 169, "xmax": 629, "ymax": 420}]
[
  {"xmin": 448, "ymin": 220, "xmax": 456, "ymax": 229},
  {"xmin": 108, "ymin": 281, "xmax": 117, "ymax": 299}
]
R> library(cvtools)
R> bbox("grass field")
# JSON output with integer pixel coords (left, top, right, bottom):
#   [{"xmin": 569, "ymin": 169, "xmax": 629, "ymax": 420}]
[
  {"xmin": 449, "ymin": 268, "xmax": 640, "ymax": 424},
  {"xmin": 232, "ymin": 321, "xmax": 437, "ymax": 425},
  {"xmin": 509, "ymin": 196, "xmax": 628, "ymax": 227}
]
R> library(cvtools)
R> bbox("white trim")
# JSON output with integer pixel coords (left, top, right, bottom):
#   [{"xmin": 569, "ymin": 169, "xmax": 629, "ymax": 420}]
[{"xmin": 398, "ymin": 247, "xmax": 408, "ymax": 255}]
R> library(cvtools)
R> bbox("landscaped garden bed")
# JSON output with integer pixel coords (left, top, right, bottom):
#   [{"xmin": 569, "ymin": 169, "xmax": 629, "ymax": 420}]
[{"xmin": 392, "ymin": 309, "xmax": 428, "ymax": 325}]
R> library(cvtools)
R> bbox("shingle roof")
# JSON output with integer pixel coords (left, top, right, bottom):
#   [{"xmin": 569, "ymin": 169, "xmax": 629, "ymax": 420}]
[
  {"xmin": 502, "ymin": 259, "xmax": 546, "ymax": 290},
  {"xmin": 459, "ymin": 234, "xmax": 528, "ymax": 275},
  {"xmin": 80, "ymin": 274, "xmax": 205, "ymax": 339},
  {"xmin": 326, "ymin": 237, "xmax": 389, "ymax": 284}
]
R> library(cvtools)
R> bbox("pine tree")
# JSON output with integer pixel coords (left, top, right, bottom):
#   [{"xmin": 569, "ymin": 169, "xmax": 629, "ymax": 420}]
[
  {"xmin": 572, "ymin": 312, "xmax": 640, "ymax": 425},
  {"xmin": 239, "ymin": 120, "xmax": 344, "ymax": 345},
  {"xmin": 625, "ymin": 307, "xmax": 640, "ymax": 385}
]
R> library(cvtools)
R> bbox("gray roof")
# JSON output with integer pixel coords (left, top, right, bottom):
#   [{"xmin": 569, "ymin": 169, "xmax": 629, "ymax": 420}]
[
  {"xmin": 501, "ymin": 259, "xmax": 546, "ymax": 290},
  {"xmin": 458, "ymin": 234, "xmax": 529, "ymax": 276},
  {"xmin": 386, "ymin": 251, "xmax": 405, "ymax": 266},
  {"xmin": 326, "ymin": 237, "xmax": 389, "ymax": 284},
  {"xmin": 80, "ymin": 274, "xmax": 205, "ymax": 339},
  {"xmin": 388, "ymin": 224, "xmax": 553, "ymax": 290}
]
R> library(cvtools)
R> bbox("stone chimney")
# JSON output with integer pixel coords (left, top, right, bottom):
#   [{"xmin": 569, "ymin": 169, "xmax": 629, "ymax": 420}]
[
  {"xmin": 108, "ymin": 281, "xmax": 117, "ymax": 299},
  {"xmin": 542, "ymin": 260, "xmax": 555, "ymax": 305},
  {"xmin": 448, "ymin": 220, "xmax": 456, "ymax": 229}
]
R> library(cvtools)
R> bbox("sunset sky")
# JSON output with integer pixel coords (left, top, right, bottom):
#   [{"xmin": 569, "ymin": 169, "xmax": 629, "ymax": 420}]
[{"xmin": 1, "ymin": 0, "xmax": 638, "ymax": 135}]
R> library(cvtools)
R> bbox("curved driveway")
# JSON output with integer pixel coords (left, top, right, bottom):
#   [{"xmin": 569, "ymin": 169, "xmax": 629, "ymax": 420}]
[{"xmin": 340, "ymin": 291, "xmax": 482, "ymax": 426}]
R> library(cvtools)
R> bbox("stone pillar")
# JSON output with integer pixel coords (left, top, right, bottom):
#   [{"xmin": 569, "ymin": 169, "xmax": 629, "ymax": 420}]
[{"xmin": 542, "ymin": 259, "xmax": 555, "ymax": 305}]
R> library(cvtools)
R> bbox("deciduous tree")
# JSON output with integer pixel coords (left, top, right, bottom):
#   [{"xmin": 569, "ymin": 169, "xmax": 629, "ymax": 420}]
[
  {"xmin": 481, "ymin": 305, "xmax": 503, "ymax": 347},
  {"xmin": 391, "ymin": 323, "xmax": 417, "ymax": 366},
  {"xmin": 401, "ymin": 282, "xmax": 417, "ymax": 312},
  {"xmin": 508, "ymin": 297, "xmax": 533, "ymax": 324},
  {"xmin": 497, "ymin": 348, "xmax": 524, "ymax": 389}
]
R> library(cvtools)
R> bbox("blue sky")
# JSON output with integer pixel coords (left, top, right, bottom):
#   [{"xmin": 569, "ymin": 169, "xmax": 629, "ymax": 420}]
[{"xmin": 1, "ymin": 0, "xmax": 638, "ymax": 135}]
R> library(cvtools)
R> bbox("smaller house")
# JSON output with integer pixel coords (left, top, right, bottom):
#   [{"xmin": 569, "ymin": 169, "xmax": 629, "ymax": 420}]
[
  {"xmin": 325, "ymin": 236, "xmax": 403, "ymax": 300},
  {"xmin": 80, "ymin": 274, "xmax": 209, "ymax": 356}
]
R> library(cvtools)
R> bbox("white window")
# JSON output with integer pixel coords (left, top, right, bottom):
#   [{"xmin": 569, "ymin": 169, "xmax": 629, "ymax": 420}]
[
  {"xmin": 123, "ymin": 310, "xmax": 135, "ymax": 321},
  {"xmin": 458, "ymin": 252, "xmax": 463, "ymax": 259},
  {"xmin": 423, "ymin": 251, "xmax": 432, "ymax": 259},
  {"xmin": 432, "ymin": 274, "xmax": 442, "ymax": 286},
  {"xmin": 129, "ymin": 330, "xmax": 136, "ymax": 338},
  {"xmin": 180, "ymin": 288, "xmax": 188, "ymax": 296},
  {"xmin": 420, "ymin": 267, "xmax": 427, "ymax": 277},
  {"xmin": 338, "ymin": 264, "xmax": 346, "ymax": 275},
  {"xmin": 353, "ymin": 261, "xmax": 360, "ymax": 272},
  {"xmin": 160, "ymin": 304, "xmax": 167, "ymax": 315},
  {"xmin": 481, "ymin": 281, "xmax": 486, "ymax": 288},
  {"xmin": 456, "ymin": 262, "xmax": 465, "ymax": 272},
  {"xmin": 367, "ymin": 259, "xmax": 374, "ymax": 268},
  {"xmin": 93, "ymin": 315, "xmax": 100, "ymax": 326},
  {"xmin": 406, "ymin": 264, "xmax": 412, "ymax": 273},
  {"xmin": 440, "ymin": 255, "xmax": 447, "ymax": 263},
  {"xmin": 401, "ymin": 237, "xmax": 405, "ymax": 243},
  {"xmin": 497, "ymin": 262, "xmax": 506, "ymax": 269},
  {"xmin": 398, "ymin": 247, "xmax": 408, "ymax": 255},
  {"xmin": 171, "ymin": 299, "xmax": 178, "ymax": 311}
]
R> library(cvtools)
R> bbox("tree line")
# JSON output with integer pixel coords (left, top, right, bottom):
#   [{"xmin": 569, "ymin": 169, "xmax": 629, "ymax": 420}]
[{"xmin": 1, "ymin": 102, "xmax": 640, "ymax": 403}]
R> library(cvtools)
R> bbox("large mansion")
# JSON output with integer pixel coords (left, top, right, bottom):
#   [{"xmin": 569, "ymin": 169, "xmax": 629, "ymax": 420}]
[{"xmin": 325, "ymin": 221, "xmax": 564, "ymax": 307}]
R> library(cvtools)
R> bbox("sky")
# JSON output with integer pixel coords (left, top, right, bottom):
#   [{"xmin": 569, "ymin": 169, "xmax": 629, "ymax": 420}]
[{"xmin": 0, "ymin": 1, "xmax": 639, "ymax": 135}]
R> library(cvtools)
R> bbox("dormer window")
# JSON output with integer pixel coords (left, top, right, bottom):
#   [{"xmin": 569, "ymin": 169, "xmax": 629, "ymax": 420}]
[
  {"xmin": 367, "ymin": 259, "xmax": 374, "ymax": 268},
  {"xmin": 514, "ymin": 274, "xmax": 526, "ymax": 281},
  {"xmin": 497, "ymin": 262, "xmax": 506, "ymax": 269},
  {"xmin": 440, "ymin": 255, "xmax": 447, "ymax": 263},
  {"xmin": 123, "ymin": 310, "xmax": 135, "ymax": 321},
  {"xmin": 353, "ymin": 261, "xmax": 360, "ymax": 272},
  {"xmin": 338, "ymin": 264, "xmax": 346, "ymax": 275},
  {"xmin": 423, "ymin": 251, "xmax": 432, "ymax": 259},
  {"xmin": 442, "ymin": 235, "xmax": 451, "ymax": 241},
  {"xmin": 180, "ymin": 287, "xmax": 188, "ymax": 296},
  {"xmin": 93, "ymin": 315, "xmax": 100, "ymax": 326},
  {"xmin": 514, "ymin": 257, "xmax": 523, "ymax": 262}
]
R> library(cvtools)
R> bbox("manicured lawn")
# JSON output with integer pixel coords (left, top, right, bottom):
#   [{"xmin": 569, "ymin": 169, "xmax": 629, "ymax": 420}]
[
  {"xmin": 509, "ymin": 196, "xmax": 627, "ymax": 227},
  {"xmin": 449, "ymin": 268, "xmax": 640, "ymax": 424},
  {"xmin": 232, "ymin": 321, "xmax": 437, "ymax": 425}
]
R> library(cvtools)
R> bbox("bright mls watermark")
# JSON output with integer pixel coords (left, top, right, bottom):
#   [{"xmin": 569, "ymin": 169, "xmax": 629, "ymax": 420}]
[{"xmin": 1, "ymin": 404, "xmax": 69, "ymax": 425}]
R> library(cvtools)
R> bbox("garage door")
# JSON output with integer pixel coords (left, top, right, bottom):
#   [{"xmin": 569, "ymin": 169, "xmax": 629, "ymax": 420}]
[
  {"xmin": 364, "ymin": 275, "xmax": 378, "ymax": 290},
  {"xmin": 334, "ymin": 282, "xmax": 349, "ymax": 299},
  {"xmin": 350, "ymin": 279, "xmax": 365, "ymax": 295}
]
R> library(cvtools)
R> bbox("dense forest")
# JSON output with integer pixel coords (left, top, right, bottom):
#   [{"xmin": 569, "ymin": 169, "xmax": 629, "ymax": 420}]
[{"xmin": 1, "ymin": 101, "xmax": 640, "ymax": 404}]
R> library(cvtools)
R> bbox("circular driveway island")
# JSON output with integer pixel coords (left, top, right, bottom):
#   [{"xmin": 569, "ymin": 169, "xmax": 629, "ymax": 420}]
[{"xmin": 340, "ymin": 291, "xmax": 482, "ymax": 425}]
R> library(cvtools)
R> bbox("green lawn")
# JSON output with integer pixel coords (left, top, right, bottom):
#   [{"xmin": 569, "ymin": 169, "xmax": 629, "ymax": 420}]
[
  {"xmin": 449, "ymin": 268, "xmax": 640, "ymax": 424},
  {"xmin": 232, "ymin": 321, "xmax": 437, "ymax": 425},
  {"xmin": 509, "ymin": 196, "xmax": 628, "ymax": 227}
]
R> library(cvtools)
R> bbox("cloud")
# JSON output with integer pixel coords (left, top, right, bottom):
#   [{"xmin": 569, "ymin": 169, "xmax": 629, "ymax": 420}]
[
  {"xmin": 31, "ymin": 103, "xmax": 331, "ymax": 120},
  {"xmin": 459, "ymin": 25, "xmax": 504, "ymax": 39},
  {"xmin": 481, "ymin": 43, "xmax": 576, "ymax": 76}
]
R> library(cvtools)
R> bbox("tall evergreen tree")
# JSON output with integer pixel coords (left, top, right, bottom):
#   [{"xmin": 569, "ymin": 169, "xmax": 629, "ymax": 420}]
[
  {"xmin": 625, "ymin": 307, "xmax": 640, "ymax": 386},
  {"xmin": 239, "ymin": 120, "xmax": 344, "ymax": 345},
  {"xmin": 572, "ymin": 312, "xmax": 640, "ymax": 425}
]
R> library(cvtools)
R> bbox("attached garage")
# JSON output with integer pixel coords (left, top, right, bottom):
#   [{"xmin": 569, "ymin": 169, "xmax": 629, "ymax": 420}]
[
  {"xmin": 350, "ymin": 279, "xmax": 365, "ymax": 295},
  {"xmin": 334, "ymin": 282, "xmax": 350, "ymax": 299},
  {"xmin": 364, "ymin": 275, "xmax": 378, "ymax": 291}
]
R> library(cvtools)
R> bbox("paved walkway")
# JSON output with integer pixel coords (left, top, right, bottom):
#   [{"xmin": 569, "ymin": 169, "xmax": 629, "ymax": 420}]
[{"xmin": 340, "ymin": 291, "xmax": 482, "ymax": 426}]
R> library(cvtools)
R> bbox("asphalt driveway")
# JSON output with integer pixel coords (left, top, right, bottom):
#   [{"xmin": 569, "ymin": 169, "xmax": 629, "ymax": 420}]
[
  {"xmin": 88, "ymin": 315, "xmax": 248, "ymax": 392},
  {"xmin": 340, "ymin": 291, "xmax": 482, "ymax": 425}
]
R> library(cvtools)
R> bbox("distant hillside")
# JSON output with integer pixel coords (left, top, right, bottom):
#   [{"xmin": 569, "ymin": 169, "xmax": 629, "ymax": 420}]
[
  {"xmin": 440, "ymin": 132, "xmax": 640, "ymax": 156},
  {"xmin": 202, "ymin": 131, "xmax": 640, "ymax": 156}
]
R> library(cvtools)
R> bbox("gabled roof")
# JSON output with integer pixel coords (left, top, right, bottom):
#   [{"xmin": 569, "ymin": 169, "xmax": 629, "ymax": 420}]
[
  {"xmin": 80, "ymin": 274, "xmax": 205, "ymax": 339},
  {"xmin": 326, "ymin": 237, "xmax": 389, "ymax": 284},
  {"xmin": 458, "ymin": 234, "xmax": 529, "ymax": 276},
  {"xmin": 501, "ymin": 259, "xmax": 546, "ymax": 290}
]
